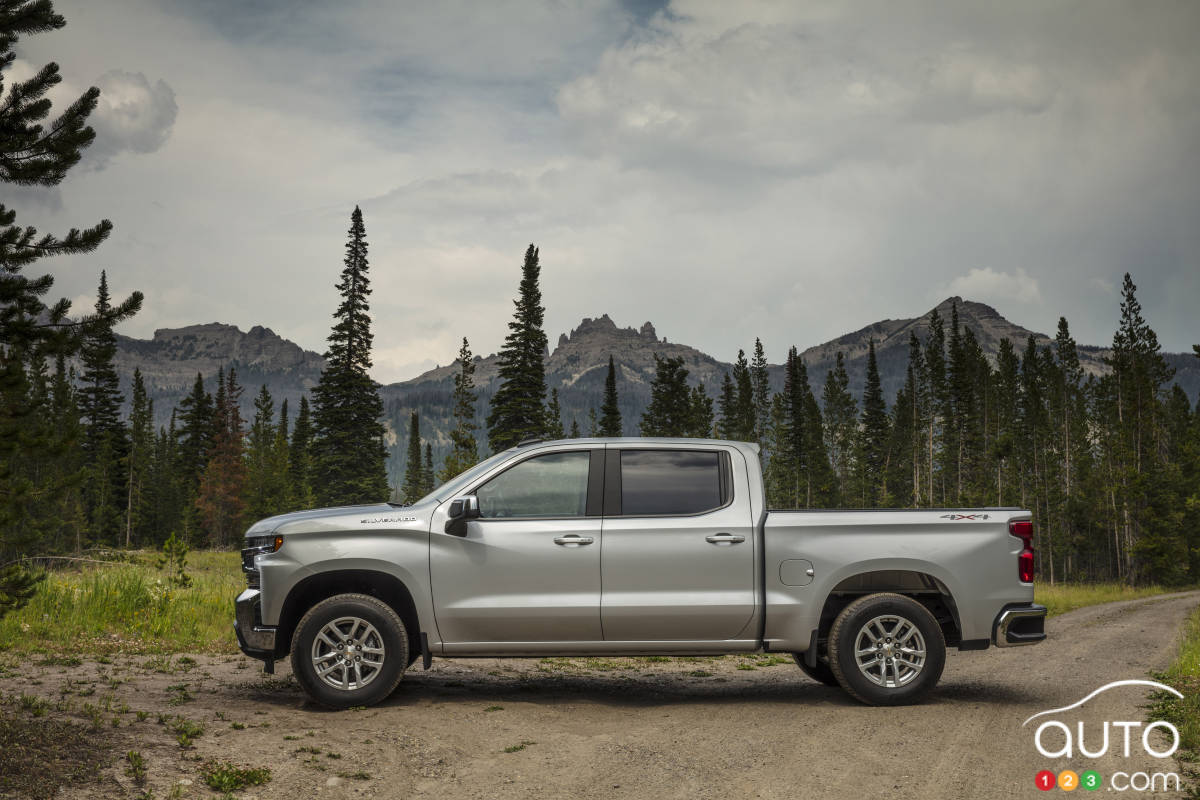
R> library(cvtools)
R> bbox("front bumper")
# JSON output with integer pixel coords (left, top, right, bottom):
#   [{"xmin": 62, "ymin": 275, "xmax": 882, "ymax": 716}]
[
  {"xmin": 992, "ymin": 603, "xmax": 1047, "ymax": 647},
  {"xmin": 234, "ymin": 589, "xmax": 278, "ymax": 664}
]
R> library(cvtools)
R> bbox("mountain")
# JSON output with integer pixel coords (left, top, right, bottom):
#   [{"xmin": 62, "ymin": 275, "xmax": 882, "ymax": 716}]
[
  {"xmin": 107, "ymin": 323, "xmax": 325, "ymax": 428},
  {"xmin": 105, "ymin": 303, "xmax": 1199, "ymax": 485}
]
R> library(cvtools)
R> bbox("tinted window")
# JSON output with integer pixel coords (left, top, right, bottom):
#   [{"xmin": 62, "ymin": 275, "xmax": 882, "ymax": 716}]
[
  {"xmin": 476, "ymin": 451, "xmax": 590, "ymax": 518},
  {"xmin": 620, "ymin": 450, "xmax": 723, "ymax": 516}
]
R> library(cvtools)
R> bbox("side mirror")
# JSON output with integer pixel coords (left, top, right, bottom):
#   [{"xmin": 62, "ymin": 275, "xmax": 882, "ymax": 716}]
[{"xmin": 444, "ymin": 495, "xmax": 479, "ymax": 536}]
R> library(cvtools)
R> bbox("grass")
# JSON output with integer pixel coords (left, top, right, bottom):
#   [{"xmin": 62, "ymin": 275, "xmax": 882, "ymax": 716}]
[
  {"xmin": 199, "ymin": 760, "xmax": 271, "ymax": 792},
  {"xmin": 1035, "ymin": 582, "xmax": 1180, "ymax": 617},
  {"xmin": 1149, "ymin": 604, "xmax": 1200, "ymax": 798},
  {"xmin": 0, "ymin": 708, "xmax": 114, "ymax": 800},
  {"xmin": 0, "ymin": 551, "xmax": 242, "ymax": 655}
]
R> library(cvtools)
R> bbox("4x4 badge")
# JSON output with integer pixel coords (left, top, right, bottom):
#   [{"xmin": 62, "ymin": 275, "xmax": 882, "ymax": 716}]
[{"xmin": 940, "ymin": 513, "xmax": 990, "ymax": 520}]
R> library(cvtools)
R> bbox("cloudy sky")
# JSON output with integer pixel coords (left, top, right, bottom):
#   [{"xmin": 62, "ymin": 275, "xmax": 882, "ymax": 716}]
[{"xmin": 8, "ymin": 0, "xmax": 1199, "ymax": 382}]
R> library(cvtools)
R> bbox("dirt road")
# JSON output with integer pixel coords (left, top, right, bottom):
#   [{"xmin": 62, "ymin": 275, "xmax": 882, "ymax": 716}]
[{"xmin": 3, "ymin": 591, "xmax": 1197, "ymax": 799}]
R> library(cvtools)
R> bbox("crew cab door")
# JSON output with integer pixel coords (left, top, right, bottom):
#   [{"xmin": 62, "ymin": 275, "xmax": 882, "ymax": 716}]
[
  {"xmin": 430, "ymin": 448, "xmax": 604, "ymax": 644},
  {"xmin": 600, "ymin": 447, "xmax": 757, "ymax": 641}
]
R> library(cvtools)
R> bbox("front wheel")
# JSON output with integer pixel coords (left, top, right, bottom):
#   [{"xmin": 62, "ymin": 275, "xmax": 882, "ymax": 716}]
[
  {"xmin": 827, "ymin": 593, "xmax": 946, "ymax": 706},
  {"xmin": 290, "ymin": 593, "xmax": 409, "ymax": 709}
]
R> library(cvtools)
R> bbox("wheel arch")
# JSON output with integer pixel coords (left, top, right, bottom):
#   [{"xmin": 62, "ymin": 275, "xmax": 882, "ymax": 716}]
[
  {"xmin": 813, "ymin": 567, "xmax": 963, "ymax": 655},
  {"xmin": 275, "ymin": 569, "xmax": 422, "ymax": 660}
]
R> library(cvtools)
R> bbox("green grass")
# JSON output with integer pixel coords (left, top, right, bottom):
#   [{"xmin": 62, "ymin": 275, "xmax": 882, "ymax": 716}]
[
  {"xmin": 1150, "ymin": 604, "xmax": 1200, "ymax": 797},
  {"xmin": 199, "ymin": 760, "xmax": 271, "ymax": 792},
  {"xmin": 0, "ymin": 551, "xmax": 242, "ymax": 656},
  {"xmin": 1035, "ymin": 582, "xmax": 1179, "ymax": 617}
]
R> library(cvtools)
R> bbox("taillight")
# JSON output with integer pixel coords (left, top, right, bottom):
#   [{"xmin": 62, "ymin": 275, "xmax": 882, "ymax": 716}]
[{"xmin": 1010, "ymin": 519, "xmax": 1034, "ymax": 583}]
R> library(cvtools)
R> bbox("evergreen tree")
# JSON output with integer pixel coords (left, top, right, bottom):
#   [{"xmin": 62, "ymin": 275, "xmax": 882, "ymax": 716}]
[
  {"xmin": 440, "ymin": 338, "xmax": 479, "ymax": 482},
  {"xmin": 288, "ymin": 395, "xmax": 315, "ymax": 509},
  {"xmin": 730, "ymin": 349, "xmax": 756, "ymax": 441},
  {"xmin": 859, "ymin": 340, "xmax": 889, "ymax": 506},
  {"xmin": 44, "ymin": 355, "xmax": 86, "ymax": 552},
  {"xmin": 145, "ymin": 412, "xmax": 181, "ymax": 546},
  {"xmin": 717, "ymin": 372, "xmax": 737, "ymax": 439},
  {"xmin": 688, "ymin": 383, "xmax": 715, "ymax": 438},
  {"xmin": 569, "ymin": 418, "xmax": 581, "ymax": 438},
  {"xmin": 599, "ymin": 356, "xmax": 622, "ymax": 437},
  {"xmin": 487, "ymin": 244, "xmax": 548, "ymax": 451},
  {"xmin": 311, "ymin": 206, "xmax": 389, "ymax": 505},
  {"xmin": 124, "ymin": 368, "xmax": 154, "ymax": 547},
  {"xmin": 78, "ymin": 271, "xmax": 128, "ymax": 545},
  {"xmin": 245, "ymin": 385, "xmax": 289, "ymax": 522},
  {"xmin": 422, "ymin": 443, "xmax": 435, "ymax": 495},
  {"xmin": 196, "ymin": 368, "xmax": 246, "ymax": 547},
  {"xmin": 401, "ymin": 412, "xmax": 424, "ymax": 503},
  {"xmin": 0, "ymin": 0, "xmax": 141, "ymax": 613},
  {"xmin": 545, "ymin": 387, "xmax": 564, "ymax": 439},
  {"xmin": 639, "ymin": 355, "xmax": 694, "ymax": 437},
  {"xmin": 822, "ymin": 351, "xmax": 857, "ymax": 503},
  {"xmin": 750, "ymin": 338, "xmax": 770, "ymax": 446},
  {"xmin": 924, "ymin": 308, "xmax": 947, "ymax": 504}
]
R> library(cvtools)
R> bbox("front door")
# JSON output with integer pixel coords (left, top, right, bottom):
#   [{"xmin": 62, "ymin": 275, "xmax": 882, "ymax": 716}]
[{"xmin": 430, "ymin": 449, "xmax": 603, "ymax": 643}]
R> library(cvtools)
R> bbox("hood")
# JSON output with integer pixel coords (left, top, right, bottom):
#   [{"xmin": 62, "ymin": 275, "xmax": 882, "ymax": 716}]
[{"xmin": 243, "ymin": 501, "xmax": 437, "ymax": 539}]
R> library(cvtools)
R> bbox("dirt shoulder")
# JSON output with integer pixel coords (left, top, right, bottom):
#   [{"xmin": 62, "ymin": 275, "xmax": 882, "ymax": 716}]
[{"xmin": 2, "ymin": 591, "xmax": 1198, "ymax": 800}]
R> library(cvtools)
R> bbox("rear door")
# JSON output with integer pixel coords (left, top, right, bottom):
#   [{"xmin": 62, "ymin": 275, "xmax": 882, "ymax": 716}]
[
  {"xmin": 430, "ymin": 448, "xmax": 604, "ymax": 643},
  {"xmin": 600, "ymin": 447, "xmax": 756, "ymax": 641}
]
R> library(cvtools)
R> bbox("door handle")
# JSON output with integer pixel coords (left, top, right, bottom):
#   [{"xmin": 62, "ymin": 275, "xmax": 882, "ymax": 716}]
[
  {"xmin": 705, "ymin": 533, "xmax": 746, "ymax": 545},
  {"xmin": 553, "ymin": 535, "xmax": 594, "ymax": 546}
]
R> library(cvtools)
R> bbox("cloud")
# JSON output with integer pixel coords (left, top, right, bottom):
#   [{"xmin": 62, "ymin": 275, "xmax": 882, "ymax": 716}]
[
  {"xmin": 86, "ymin": 70, "xmax": 178, "ymax": 167},
  {"xmin": 945, "ymin": 267, "xmax": 1042, "ymax": 305}
]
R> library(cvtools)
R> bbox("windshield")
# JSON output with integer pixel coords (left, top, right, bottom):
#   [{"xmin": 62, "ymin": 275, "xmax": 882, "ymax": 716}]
[{"xmin": 410, "ymin": 448, "xmax": 516, "ymax": 506}]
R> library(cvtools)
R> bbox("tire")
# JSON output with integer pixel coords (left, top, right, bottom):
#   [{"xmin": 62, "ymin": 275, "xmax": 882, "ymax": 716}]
[
  {"xmin": 290, "ymin": 593, "xmax": 409, "ymax": 709},
  {"xmin": 792, "ymin": 653, "xmax": 839, "ymax": 686},
  {"xmin": 827, "ymin": 592, "xmax": 946, "ymax": 706}
]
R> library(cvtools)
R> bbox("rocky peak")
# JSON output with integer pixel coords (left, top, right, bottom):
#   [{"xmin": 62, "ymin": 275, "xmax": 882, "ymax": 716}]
[{"xmin": 639, "ymin": 321, "xmax": 657, "ymax": 341}]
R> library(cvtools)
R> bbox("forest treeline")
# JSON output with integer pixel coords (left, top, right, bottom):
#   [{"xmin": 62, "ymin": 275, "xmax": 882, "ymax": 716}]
[{"xmin": 1, "ymin": 0, "xmax": 1197, "ymax": 628}]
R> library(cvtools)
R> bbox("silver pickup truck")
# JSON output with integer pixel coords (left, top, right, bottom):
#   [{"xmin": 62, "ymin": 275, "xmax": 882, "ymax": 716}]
[{"xmin": 235, "ymin": 437, "xmax": 1046, "ymax": 708}]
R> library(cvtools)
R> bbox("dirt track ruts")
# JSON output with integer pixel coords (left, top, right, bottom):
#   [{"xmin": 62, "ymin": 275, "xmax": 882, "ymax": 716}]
[{"xmin": 4, "ymin": 590, "xmax": 1197, "ymax": 799}]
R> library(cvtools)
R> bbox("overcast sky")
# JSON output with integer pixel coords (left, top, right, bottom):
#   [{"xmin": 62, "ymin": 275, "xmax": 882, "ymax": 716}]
[{"xmin": 8, "ymin": 0, "xmax": 1199, "ymax": 382}]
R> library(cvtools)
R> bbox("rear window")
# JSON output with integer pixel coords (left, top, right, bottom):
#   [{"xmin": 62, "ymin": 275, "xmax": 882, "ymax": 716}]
[{"xmin": 619, "ymin": 450, "xmax": 725, "ymax": 516}]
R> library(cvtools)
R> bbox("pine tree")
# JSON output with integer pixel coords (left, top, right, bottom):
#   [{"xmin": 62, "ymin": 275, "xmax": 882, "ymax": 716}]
[
  {"xmin": 440, "ymin": 338, "xmax": 479, "ymax": 482},
  {"xmin": 750, "ymin": 338, "xmax": 770, "ymax": 447},
  {"xmin": 688, "ymin": 383, "xmax": 715, "ymax": 437},
  {"xmin": 78, "ymin": 271, "xmax": 128, "ymax": 545},
  {"xmin": 717, "ymin": 372, "xmax": 737, "ymax": 439},
  {"xmin": 289, "ymin": 395, "xmax": 315, "ymax": 509},
  {"xmin": 245, "ymin": 385, "xmax": 289, "ymax": 522},
  {"xmin": 196, "ymin": 368, "xmax": 246, "ymax": 547},
  {"xmin": 401, "ymin": 412, "xmax": 424, "ymax": 503},
  {"xmin": 487, "ymin": 244, "xmax": 548, "ymax": 451},
  {"xmin": 599, "ymin": 356, "xmax": 622, "ymax": 437},
  {"xmin": 859, "ymin": 340, "xmax": 889, "ymax": 506},
  {"xmin": 0, "ymin": 0, "xmax": 141, "ymax": 613},
  {"xmin": 422, "ymin": 443, "xmax": 435, "ymax": 495},
  {"xmin": 311, "ymin": 206, "xmax": 389, "ymax": 505},
  {"xmin": 924, "ymin": 309, "xmax": 947, "ymax": 504},
  {"xmin": 822, "ymin": 351, "xmax": 857, "ymax": 504},
  {"xmin": 569, "ymin": 418, "xmax": 581, "ymax": 438},
  {"xmin": 730, "ymin": 349, "xmax": 756, "ymax": 441},
  {"xmin": 639, "ymin": 355, "xmax": 693, "ymax": 437},
  {"xmin": 545, "ymin": 387, "xmax": 564, "ymax": 439},
  {"xmin": 145, "ymin": 412, "xmax": 181, "ymax": 546},
  {"xmin": 124, "ymin": 368, "xmax": 154, "ymax": 547}
]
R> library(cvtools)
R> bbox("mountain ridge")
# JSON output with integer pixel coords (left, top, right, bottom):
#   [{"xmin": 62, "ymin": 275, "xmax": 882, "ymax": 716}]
[{"xmin": 106, "ymin": 300, "xmax": 1199, "ymax": 483}]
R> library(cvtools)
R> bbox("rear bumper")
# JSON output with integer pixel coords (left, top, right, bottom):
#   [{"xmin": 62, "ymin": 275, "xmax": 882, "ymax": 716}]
[
  {"xmin": 992, "ymin": 603, "xmax": 1047, "ymax": 647},
  {"xmin": 234, "ymin": 589, "xmax": 277, "ymax": 661}
]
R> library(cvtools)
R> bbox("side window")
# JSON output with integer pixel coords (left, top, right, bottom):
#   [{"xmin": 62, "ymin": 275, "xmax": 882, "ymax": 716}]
[
  {"xmin": 476, "ymin": 451, "xmax": 591, "ymax": 519},
  {"xmin": 620, "ymin": 450, "xmax": 725, "ymax": 516}
]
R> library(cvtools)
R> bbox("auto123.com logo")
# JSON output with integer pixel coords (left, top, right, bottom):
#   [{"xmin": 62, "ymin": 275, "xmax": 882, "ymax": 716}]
[{"xmin": 1024, "ymin": 680, "xmax": 1183, "ymax": 793}]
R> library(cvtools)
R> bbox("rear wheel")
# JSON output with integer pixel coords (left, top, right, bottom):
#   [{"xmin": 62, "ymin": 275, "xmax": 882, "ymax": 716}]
[
  {"xmin": 827, "ymin": 593, "xmax": 945, "ymax": 706},
  {"xmin": 792, "ymin": 653, "xmax": 839, "ymax": 686},
  {"xmin": 291, "ymin": 593, "xmax": 409, "ymax": 709}
]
